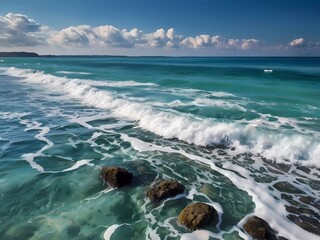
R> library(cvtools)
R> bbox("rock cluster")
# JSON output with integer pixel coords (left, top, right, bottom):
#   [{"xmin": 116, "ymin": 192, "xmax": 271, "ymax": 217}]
[{"xmin": 100, "ymin": 166, "xmax": 278, "ymax": 238}]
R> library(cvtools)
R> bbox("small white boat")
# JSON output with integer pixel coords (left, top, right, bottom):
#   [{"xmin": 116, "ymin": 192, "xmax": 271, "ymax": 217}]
[{"xmin": 264, "ymin": 69, "xmax": 273, "ymax": 73}]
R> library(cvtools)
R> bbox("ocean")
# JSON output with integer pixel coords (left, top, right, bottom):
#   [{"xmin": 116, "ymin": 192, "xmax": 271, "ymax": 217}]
[{"xmin": 0, "ymin": 57, "xmax": 319, "ymax": 240}]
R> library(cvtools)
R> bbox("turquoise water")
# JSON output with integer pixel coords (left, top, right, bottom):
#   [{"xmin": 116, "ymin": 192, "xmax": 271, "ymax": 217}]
[{"xmin": 0, "ymin": 57, "xmax": 319, "ymax": 240}]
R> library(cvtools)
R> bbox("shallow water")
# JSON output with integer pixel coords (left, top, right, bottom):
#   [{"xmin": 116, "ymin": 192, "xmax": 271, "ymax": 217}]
[{"xmin": 0, "ymin": 57, "xmax": 319, "ymax": 240}]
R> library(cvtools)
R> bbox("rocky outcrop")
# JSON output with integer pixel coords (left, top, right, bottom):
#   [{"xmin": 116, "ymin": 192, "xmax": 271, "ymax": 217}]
[
  {"xmin": 243, "ymin": 216, "xmax": 277, "ymax": 240},
  {"xmin": 101, "ymin": 166, "xmax": 132, "ymax": 188},
  {"xmin": 178, "ymin": 203, "xmax": 217, "ymax": 230},
  {"xmin": 146, "ymin": 179, "xmax": 185, "ymax": 202}
]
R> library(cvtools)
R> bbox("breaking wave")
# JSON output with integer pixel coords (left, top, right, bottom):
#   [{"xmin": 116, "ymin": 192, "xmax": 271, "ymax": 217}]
[{"xmin": 1, "ymin": 67, "xmax": 319, "ymax": 167}]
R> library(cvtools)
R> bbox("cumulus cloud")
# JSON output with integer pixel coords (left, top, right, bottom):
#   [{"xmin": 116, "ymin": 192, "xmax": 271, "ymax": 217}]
[
  {"xmin": 288, "ymin": 38, "xmax": 319, "ymax": 49},
  {"xmin": 180, "ymin": 35, "xmax": 262, "ymax": 50},
  {"xmin": 289, "ymin": 38, "xmax": 306, "ymax": 48},
  {"xmin": 49, "ymin": 22, "xmax": 262, "ymax": 51},
  {"xmin": 50, "ymin": 25, "xmax": 94, "ymax": 46},
  {"xmin": 0, "ymin": 13, "xmax": 48, "ymax": 46},
  {"xmin": 0, "ymin": 12, "xmax": 265, "ymax": 52},
  {"xmin": 50, "ymin": 25, "xmax": 185, "ymax": 49},
  {"xmin": 144, "ymin": 28, "xmax": 182, "ymax": 48},
  {"xmin": 2, "ymin": 12, "xmax": 318, "ymax": 55},
  {"xmin": 50, "ymin": 25, "xmax": 146, "ymax": 48}
]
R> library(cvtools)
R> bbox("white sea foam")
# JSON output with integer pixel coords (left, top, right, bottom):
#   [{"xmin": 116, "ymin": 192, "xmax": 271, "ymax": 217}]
[
  {"xmin": 56, "ymin": 71, "xmax": 92, "ymax": 75},
  {"xmin": 167, "ymin": 88, "xmax": 235, "ymax": 98},
  {"xmin": 0, "ymin": 111, "xmax": 30, "ymax": 120},
  {"xmin": 208, "ymin": 91, "xmax": 235, "ymax": 97},
  {"xmin": 18, "ymin": 117, "xmax": 94, "ymax": 173},
  {"xmin": 103, "ymin": 224, "xmax": 122, "ymax": 240},
  {"xmin": 80, "ymin": 79, "xmax": 158, "ymax": 87},
  {"xmin": 61, "ymin": 159, "xmax": 94, "ymax": 172},
  {"xmin": 192, "ymin": 98, "xmax": 247, "ymax": 111},
  {"xmin": 1, "ymin": 67, "xmax": 319, "ymax": 167}
]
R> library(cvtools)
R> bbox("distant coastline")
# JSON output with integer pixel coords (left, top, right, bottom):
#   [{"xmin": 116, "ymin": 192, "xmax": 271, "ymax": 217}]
[
  {"xmin": 0, "ymin": 52, "xmax": 40, "ymax": 57},
  {"xmin": 0, "ymin": 52, "xmax": 319, "ymax": 58}
]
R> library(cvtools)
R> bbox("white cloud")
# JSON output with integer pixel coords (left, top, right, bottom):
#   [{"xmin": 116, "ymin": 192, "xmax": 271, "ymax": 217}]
[
  {"xmin": 0, "ymin": 12, "xmax": 269, "ymax": 52},
  {"xmin": 50, "ymin": 25, "xmax": 95, "ymax": 46},
  {"xmin": 94, "ymin": 25, "xmax": 135, "ymax": 47},
  {"xmin": 1, "ymin": 12, "xmax": 318, "ymax": 55},
  {"xmin": 240, "ymin": 39, "xmax": 261, "ymax": 49},
  {"xmin": 50, "ymin": 25, "xmax": 184, "ymax": 49},
  {"xmin": 52, "ymin": 24, "xmax": 263, "ymax": 51},
  {"xmin": 288, "ymin": 38, "xmax": 319, "ymax": 49},
  {"xmin": 144, "ymin": 28, "xmax": 182, "ymax": 48},
  {"xmin": 0, "ymin": 13, "xmax": 48, "ymax": 46},
  {"xmin": 180, "ymin": 35, "xmax": 213, "ymax": 48},
  {"xmin": 50, "ymin": 25, "xmax": 146, "ymax": 48},
  {"xmin": 289, "ymin": 38, "xmax": 306, "ymax": 48},
  {"xmin": 166, "ymin": 28, "xmax": 175, "ymax": 40},
  {"xmin": 180, "ymin": 35, "xmax": 262, "ymax": 50}
]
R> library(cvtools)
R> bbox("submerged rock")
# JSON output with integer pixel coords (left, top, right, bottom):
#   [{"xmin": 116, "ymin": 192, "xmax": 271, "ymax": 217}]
[
  {"xmin": 66, "ymin": 224, "xmax": 80, "ymax": 237},
  {"xmin": 178, "ymin": 203, "xmax": 217, "ymax": 230},
  {"xmin": 146, "ymin": 179, "xmax": 185, "ymax": 202},
  {"xmin": 243, "ymin": 216, "xmax": 277, "ymax": 240},
  {"xmin": 101, "ymin": 166, "xmax": 132, "ymax": 188}
]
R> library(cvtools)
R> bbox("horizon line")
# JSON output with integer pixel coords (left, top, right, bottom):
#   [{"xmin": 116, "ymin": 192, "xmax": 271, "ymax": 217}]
[{"xmin": 0, "ymin": 52, "xmax": 319, "ymax": 58}]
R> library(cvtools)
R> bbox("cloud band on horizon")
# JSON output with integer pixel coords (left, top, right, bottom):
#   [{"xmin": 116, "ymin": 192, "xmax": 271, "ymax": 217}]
[{"xmin": 0, "ymin": 13, "xmax": 319, "ymax": 55}]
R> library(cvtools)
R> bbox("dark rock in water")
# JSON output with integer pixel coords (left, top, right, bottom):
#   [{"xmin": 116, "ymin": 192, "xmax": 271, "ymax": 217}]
[
  {"xmin": 146, "ymin": 179, "xmax": 185, "ymax": 202},
  {"xmin": 243, "ymin": 216, "xmax": 277, "ymax": 240},
  {"xmin": 285, "ymin": 205, "xmax": 316, "ymax": 215},
  {"xmin": 101, "ymin": 166, "xmax": 132, "ymax": 188},
  {"xmin": 66, "ymin": 224, "xmax": 80, "ymax": 237},
  {"xmin": 217, "ymin": 150, "xmax": 227, "ymax": 156},
  {"xmin": 273, "ymin": 181, "xmax": 305, "ymax": 194},
  {"xmin": 178, "ymin": 202, "xmax": 217, "ymax": 230},
  {"xmin": 296, "ymin": 165, "xmax": 311, "ymax": 174},
  {"xmin": 299, "ymin": 196, "xmax": 312, "ymax": 204},
  {"xmin": 287, "ymin": 214, "xmax": 320, "ymax": 236}
]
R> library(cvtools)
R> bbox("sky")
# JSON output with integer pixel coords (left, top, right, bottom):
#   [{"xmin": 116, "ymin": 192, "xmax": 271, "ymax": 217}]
[{"xmin": 0, "ymin": 0, "xmax": 319, "ymax": 56}]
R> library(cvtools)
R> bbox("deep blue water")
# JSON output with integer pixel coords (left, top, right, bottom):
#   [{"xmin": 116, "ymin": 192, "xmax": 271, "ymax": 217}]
[{"xmin": 0, "ymin": 57, "xmax": 319, "ymax": 240}]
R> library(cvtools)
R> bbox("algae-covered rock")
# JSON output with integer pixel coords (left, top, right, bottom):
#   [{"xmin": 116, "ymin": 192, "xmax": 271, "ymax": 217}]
[
  {"xmin": 178, "ymin": 202, "xmax": 217, "ymax": 230},
  {"xmin": 101, "ymin": 166, "xmax": 132, "ymax": 188},
  {"xmin": 146, "ymin": 179, "xmax": 185, "ymax": 203},
  {"xmin": 243, "ymin": 216, "xmax": 277, "ymax": 240}
]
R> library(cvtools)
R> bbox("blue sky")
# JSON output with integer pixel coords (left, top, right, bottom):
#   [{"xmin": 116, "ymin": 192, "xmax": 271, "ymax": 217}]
[{"xmin": 0, "ymin": 0, "xmax": 319, "ymax": 55}]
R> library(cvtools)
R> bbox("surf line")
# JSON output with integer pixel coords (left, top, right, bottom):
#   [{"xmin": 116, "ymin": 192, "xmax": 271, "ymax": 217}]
[{"xmin": 120, "ymin": 133, "xmax": 318, "ymax": 240}]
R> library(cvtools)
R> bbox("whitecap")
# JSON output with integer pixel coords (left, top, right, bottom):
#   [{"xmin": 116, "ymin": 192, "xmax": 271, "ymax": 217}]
[
  {"xmin": 56, "ymin": 71, "xmax": 91, "ymax": 75},
  {"xmin": 192, "ymin": 98, "xmax": 246, "ymax": 111},
  {"xmin": 80, "ymin": 79, "xmax": 158, "ymax": 87}
]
